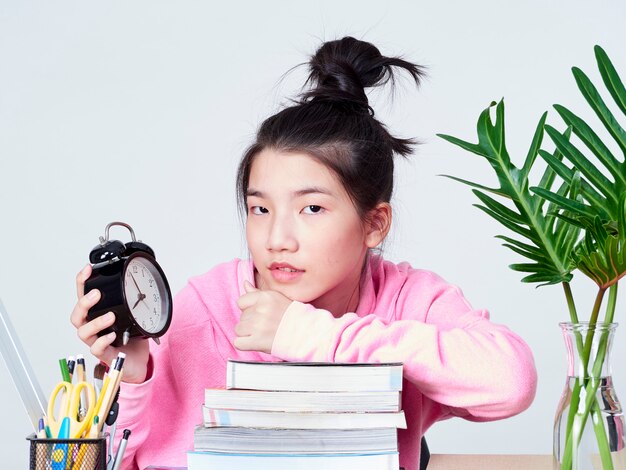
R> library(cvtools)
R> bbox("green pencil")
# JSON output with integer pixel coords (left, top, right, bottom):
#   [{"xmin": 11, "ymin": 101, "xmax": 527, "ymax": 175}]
[{"xmin": 59, "ymin": 358, "xmax": 71, "ymax": 383}]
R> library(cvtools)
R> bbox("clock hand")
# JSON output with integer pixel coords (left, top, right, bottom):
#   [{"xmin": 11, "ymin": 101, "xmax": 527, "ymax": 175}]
[
  {"xmin": 129, "ymin": 272, "xmax": 144, "ymax": 296},
  {"xmin": 132, "ymin": 293, "xmax": 146, "ymax": 310}
]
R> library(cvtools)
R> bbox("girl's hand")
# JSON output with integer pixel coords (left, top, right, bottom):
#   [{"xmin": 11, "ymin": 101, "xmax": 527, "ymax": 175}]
[
  {"xmin": 235, "ymin": 281, "xmax": 292, "ymax": 354},
  {"xmin": 70, "ymin": 264, "xmax": 150, "ymax": 384}
]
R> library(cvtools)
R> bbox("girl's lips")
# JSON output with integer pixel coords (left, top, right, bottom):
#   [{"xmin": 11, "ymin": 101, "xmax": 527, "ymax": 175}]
[{"xmin": 269, "ymin": 263, "xmax": 304, "ymax": 282}]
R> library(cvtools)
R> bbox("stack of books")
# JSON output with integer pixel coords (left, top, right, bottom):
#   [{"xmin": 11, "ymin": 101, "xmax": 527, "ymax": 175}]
[{"xmin": 187, "ymin": 359, "xmax": 405, "ymax": 470}]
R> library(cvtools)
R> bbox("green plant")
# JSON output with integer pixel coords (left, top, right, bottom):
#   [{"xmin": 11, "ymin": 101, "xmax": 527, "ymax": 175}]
[{"xmin": 438, "ymin": 45, "xmax": 625, "ymax": 469}]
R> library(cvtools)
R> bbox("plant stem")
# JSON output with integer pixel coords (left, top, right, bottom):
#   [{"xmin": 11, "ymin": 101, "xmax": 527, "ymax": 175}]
[
  {"xmin": 563, "ymin": 282, "xmax": 579, "ymax": 323},
  {"xmin": 583, "ymin": 288, "xmax": 606, "ymax": 374},
  {"xmin": 603, "ymin": 283, "xmax": 618, "ymax": 324},
  {"xmin": 560, "ymin": 285, "xmax": 618, "ymax": 469},
  {"xmin": 592, "ymin": 395, "xmax": 614, "ymax": 470},
  {"xmin": 562, "ymin": 282, "xmax": 584, "ymax": 458}
]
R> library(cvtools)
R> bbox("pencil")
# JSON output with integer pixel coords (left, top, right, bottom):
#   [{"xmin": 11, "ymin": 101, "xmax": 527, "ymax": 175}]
[
  {"xmin": 59, "ymin": 358, "xmax": 71, "ymax": 383},
  {"xmin": 96, "ymin": 353, "xmax": 125, "ymax": 433},
  {"xmin": 92, "ymin": 376, "xmax": 111, "ymax": 435}
]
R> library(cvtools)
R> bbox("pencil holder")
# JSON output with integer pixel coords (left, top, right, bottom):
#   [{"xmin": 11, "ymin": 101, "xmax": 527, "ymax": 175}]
[{"xmin": 27, "ymin": 434, "xmax": 107, "ymax": 470}]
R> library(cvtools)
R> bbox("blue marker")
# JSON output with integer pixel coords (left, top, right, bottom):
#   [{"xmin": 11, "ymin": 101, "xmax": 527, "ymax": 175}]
[
  {"xmin": 37, "ymin": 417, "xmax": 46, "ymax": 439},
  {"xmin": 51, "ymin": 417, "xmax": 70, "ymax": 470}
]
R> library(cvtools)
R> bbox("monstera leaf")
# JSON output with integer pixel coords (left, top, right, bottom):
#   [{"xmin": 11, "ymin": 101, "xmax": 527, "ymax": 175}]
[
  {"xmin": 438, "ymin": 101, "xmax": 578, "ymax": 286},
  {"xmin": 438, "ymin": 45, "xmax": 626, "ymax": 291}
]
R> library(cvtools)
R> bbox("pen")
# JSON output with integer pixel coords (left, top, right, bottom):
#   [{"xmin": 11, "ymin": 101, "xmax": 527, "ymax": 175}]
[
  {"xmin": 76, "ymin": 354, "xmax": 87, "ymax": 418},
  {"xmin": 106, "ymin": 389, "xmax": 120, "ymax": 467},
  {"xmin": 37, "ymin": 417, "xmax": 46, "ymax": 439},
  {"xmin": 76, "ymin": 355, "xmax": 86, "ymax": 382},
  {"xmin": 67, "ymin": 356, "xmax": 75, "ymax": 383},
  {"xmin": 111, "ymin": 429, "xmax": 131, "ymax": 470},
  {"xmin": 96, "ymin": 352, "xmax": 125, "ymax": 434},
  {"xmin": 107, "ymin": 354, "xmax": 125, "ymax": 412}
]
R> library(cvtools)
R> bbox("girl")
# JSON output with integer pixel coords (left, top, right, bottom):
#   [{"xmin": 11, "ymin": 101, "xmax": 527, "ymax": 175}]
[{"xmin": 71, "ymin": 37, "xmax": 537, "ymax": 470}]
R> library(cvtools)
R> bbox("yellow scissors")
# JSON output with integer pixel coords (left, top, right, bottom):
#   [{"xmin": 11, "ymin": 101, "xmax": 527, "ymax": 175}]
[{"xmin": 47, "ymin": 381, "xmax": 96, "ymax": 438}]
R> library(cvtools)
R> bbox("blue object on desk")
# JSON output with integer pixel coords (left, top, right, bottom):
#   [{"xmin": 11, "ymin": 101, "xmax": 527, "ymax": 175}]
[{"xmin": 51, "ymin": 417, "xmax": 70, "ymax": 470}]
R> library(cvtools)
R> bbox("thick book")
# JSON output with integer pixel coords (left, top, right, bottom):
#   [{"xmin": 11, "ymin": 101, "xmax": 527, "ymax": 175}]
[
  {"xmin": 226, "ymin": 359, "xmax": 403, "ymax": 392},
  {"xmin": 187, "ymin": 450, "xmax": 399, "ymax": 470},
  {"xmin": 202, "ymin": 406, "xmax": 407, "ymax": 429},
  {"xmin": 204, "ymin": 388, "xmax": 402, "ymax": 413},
  {"xmin": 193, "ymin": 426, "xmax": 398, "ymax": 454}
]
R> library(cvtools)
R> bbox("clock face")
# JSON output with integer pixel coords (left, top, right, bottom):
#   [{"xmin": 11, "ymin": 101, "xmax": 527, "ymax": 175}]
[{"xmin": 123, "ymin": 256, "xmax": 169, "ymax": 334}]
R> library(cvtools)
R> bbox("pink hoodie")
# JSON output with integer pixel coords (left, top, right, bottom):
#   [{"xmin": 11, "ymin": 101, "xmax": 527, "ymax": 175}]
[{"xmin": 116, "ymin": 257, "xmax": 537, "ymax": 470}]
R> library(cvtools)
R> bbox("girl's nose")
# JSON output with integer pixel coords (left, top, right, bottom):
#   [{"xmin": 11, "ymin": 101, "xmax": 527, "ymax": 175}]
[{"xmin": 266, "ymin": 216, "xmax": 298, "ymax": 252}]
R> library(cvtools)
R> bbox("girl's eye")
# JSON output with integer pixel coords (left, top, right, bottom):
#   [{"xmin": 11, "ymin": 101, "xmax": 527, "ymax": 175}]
[
  {"xmin": 303, "ymin": 205, "xmax": 324, "ymax": 214},
  {"xmin": 250, "ymin": 206, "xmax": 269, "ymax": 215}
]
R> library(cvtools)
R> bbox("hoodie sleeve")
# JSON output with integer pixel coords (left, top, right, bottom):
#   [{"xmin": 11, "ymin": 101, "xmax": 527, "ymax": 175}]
[{"xmin": 270, "ymin": 268, "xmax": 537, "ymax": 421}]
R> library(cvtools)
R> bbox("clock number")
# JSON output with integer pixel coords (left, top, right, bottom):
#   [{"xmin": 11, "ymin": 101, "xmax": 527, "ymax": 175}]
[
  {"xmin": 133, "ymin": 265, "xmax": 138, "ymax": 273},
  {"xmin": 149, "ymin": 279, "xmax": 153, "ymax": 287},
  {"xmin": 153, "ymin": 294, "xmax": 158, "ymax": 302}
]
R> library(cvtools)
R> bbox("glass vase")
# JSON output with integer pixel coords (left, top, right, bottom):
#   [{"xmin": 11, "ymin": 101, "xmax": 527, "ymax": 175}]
[{"xmin": 554, "ymin": 322, "xmax": 626, "ymax": 469}]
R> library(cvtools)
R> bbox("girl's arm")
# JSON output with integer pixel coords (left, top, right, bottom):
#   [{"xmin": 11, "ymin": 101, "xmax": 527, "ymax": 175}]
[{"xmin": 270, "ymin": 272, "xmax": 537, "ymax": 421}]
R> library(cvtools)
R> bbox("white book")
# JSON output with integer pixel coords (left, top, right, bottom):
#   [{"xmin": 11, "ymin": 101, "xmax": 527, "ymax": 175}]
[
  {"xmin": 187, "ymin": 451, "xmax": 399, "ymax": 470},
  {"xmin": 226, "ymin": 359, "xmax": 403, "ymax": 392},
  {"xmin": 193, "ymin": 426, "xmax": 398, "ymax": 454},
  {"xmin": 204, "ymin": 388, "xmax": 401, "ymax": 413},
  {"xmin": 202, "ymin": 407, "xmax": 407, "ymax": 429}
]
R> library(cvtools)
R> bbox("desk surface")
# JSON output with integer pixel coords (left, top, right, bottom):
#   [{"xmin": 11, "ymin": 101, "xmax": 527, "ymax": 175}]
[
  {"xmin": 429, "ymin": 454, "xmax": 552, "ymax": 469},
  {"xmin": 146, "ymin": 455, "xmax": 554, "ymax": 470}
]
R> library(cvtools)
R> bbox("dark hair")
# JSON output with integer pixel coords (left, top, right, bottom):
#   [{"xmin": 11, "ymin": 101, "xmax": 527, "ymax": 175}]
[{"xmin": 236, "ymin": 36, "xmax": 425, "ymax": 222}]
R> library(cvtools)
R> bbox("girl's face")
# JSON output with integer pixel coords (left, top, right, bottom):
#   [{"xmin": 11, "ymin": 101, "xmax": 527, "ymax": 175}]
[{"xmin": 246, "ymin": 149, "xmax": 380, "ymax": 315}]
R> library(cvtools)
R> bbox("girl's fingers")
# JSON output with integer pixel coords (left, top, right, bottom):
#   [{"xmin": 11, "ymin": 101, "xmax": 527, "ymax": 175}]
[
  {"xmin": 243, "ymin": 281, "xmax": 258, "ymax": 293},
  {"xmin": 89, "ymin": 331, "xmax": 117, "ymax": 360},
  {"xmin": 234, "ymin": 336, "xmax": 254, "ymax": 351},
  {"xmin": 236, "ymin": 291, "xmax": 260, "ymax": 310},
  {"xmin": 70, "ymin": 289, "xmax": 101, "ymax": 328},
  {"xmin": 76, "ymin": 264, "xmax": 92, "ymax": 298},
  {"xmin": 76, "ymin": 311, "xmax": 115, "ymax": 344}
]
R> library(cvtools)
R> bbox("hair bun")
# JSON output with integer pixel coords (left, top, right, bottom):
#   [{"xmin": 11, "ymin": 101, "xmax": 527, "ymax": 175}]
[{"xmin": 304, "ymin": 36, "xmax": 425, "ymax": 113}]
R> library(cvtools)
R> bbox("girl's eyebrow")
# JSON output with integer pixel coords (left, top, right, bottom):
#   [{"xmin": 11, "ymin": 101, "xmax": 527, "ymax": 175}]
[
  {"xmin": 246, "ymin": 188, "xmax": 263, "ymax": 198},
  {"xmin": 246, "ymin": 187, "xmax": 334, "ymax": 198},
  {"xmin": 293, "ymin": 187, "xmax": 333, "ymax": 197}
]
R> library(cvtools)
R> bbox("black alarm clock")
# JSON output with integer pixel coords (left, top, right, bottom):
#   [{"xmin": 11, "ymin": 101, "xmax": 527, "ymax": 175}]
[{"xmin": 85, "ymin": 221, "xmax": 173, "ymax": 347}]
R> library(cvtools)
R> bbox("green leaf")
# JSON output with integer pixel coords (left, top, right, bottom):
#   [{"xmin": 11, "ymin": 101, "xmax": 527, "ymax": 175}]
[
  {"xmin": 501, "ymin": 243, "xmax": 550, "ymax": 263},
  {"xmin": 438, "ymin": 99, "xmax": 574, "ymax": 287},
  {"xmin": 572, "ymin": 66, "xmax": 626, "ymax": 155},
  {"xmin": 472, "ymin": 190, "xmax": 524, "ymax": 225},
  {"xmin": 520, "ymin": 272, "xmax": 569, "ymax": 286},
  {"xmin": 531, "ymin": 186, "xmax": 598, "ymax": 219},
  {"xmin": 544, "ymin": 180, "xmax": 570, "ymax": 233},
  {"xmin": 573, "ymin": 215, "xmax": 626, "ymax": 288},
  {"xmin": 553, "ymin": 104, "xmax": 625, "ymax": 186},
  {"xmin": 439, "ymin": 175, "xmax": 508, "ymax": 198},
  {"xmin": 595, "ymin": 45, "xmax": 626, "ymax": 116},
  {"xmin": 474, "ymin": 204, "xmax": 539, "ymax": 244},
  {"xmin": 509, "ymin": 263, "xmax": 553, "ymax": 273},
  {"xmin": 538, "ymin": 149, "xmax": 607, "ymax": 211},
  {"xmin": 521, "ymin": 112, "xmax": 548, "ymax": 182},
  {"xmin": 495, "ymin": 235, "xmax": 547, "ymax": 259},
  {"xmin": 437, "ymin": 134, "xmax": 486, "ymax": 157},
  {"xmin": 545, "ymin": 125, "xmax": 618, "ymax": 206}
]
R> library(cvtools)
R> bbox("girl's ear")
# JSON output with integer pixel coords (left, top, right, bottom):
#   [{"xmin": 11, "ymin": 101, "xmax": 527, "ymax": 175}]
[{"xmin": 365, "ymin": 203, "xmax": 392, "ymax": 248}]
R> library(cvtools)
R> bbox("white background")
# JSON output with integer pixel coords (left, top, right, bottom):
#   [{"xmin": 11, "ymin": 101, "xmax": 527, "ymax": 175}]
[{"xmin": 1, "ymin": 1, "xmax": 625, "ymax": 467}]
